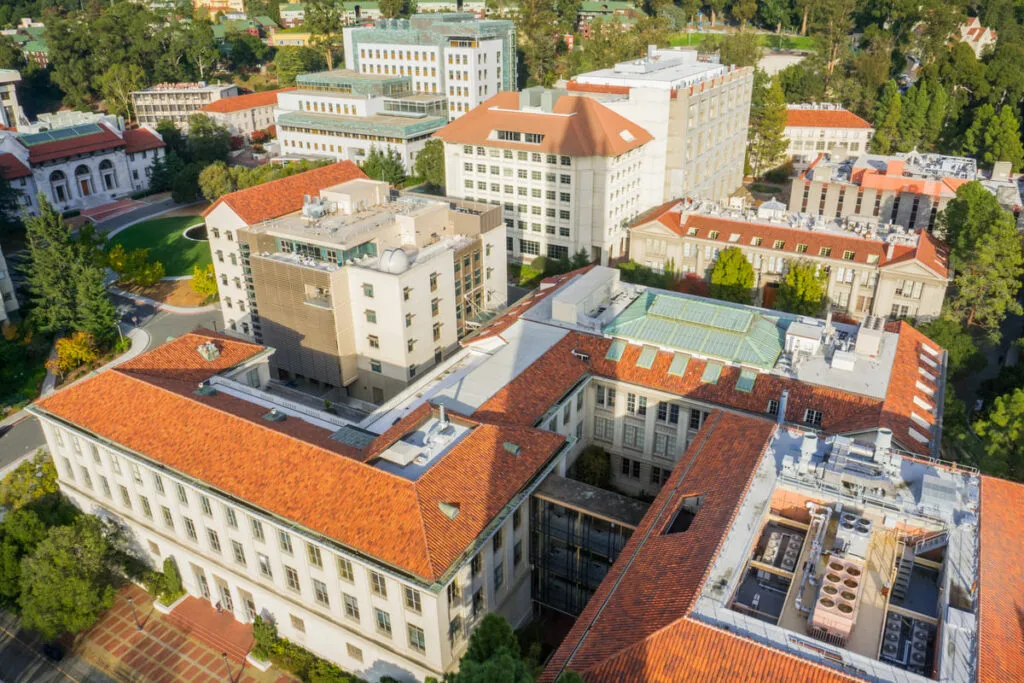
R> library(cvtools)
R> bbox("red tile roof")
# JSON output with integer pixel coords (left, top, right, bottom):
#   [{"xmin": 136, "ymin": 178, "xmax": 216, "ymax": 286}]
[
  {"xmin": 33, "ymin": 331, "xmax": 566, "ymax": 581},
  {"xmin": 201, "ymin": 88, "xmax": 295, "ymax": 114},
  {"xmin": 123, "ymin": 127, "xmax": 165, "ymax": 154},
  {"xmin": 434, "ymin": 91, "xmax": 652, "ymax": 157},
  {"xmin": 978, "ymin": 476, "xmax": 1024, "ymax": 682},
  {"xmin": 23, "ymin": 123, "xmax": 126, "ymax": 164},
  {"xmin": 0, "ymin": 152, "xmax": 31, "ymax": 180},
  {"xmin": 202, "ymin": 161, "xmax": 367, "ymax": 226},
  {"xmin": 786, "ymin": 108, "xmax": 873, "ymax": 130}
]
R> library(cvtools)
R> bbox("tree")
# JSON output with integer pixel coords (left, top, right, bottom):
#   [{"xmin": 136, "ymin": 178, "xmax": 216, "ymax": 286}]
[
  {"xmin": 776, "ymin": 61, "xmax": 826, "ymax": 103},
  {"xmin": 0, "ymin": 451, "xmax": 59, "ymax": 512},
  {"xmin": 731, "ymin": 0, "xmax": 758, "ymax": 29},
  {"xmin": 709, "ymin": 247, "xmax": 755, "ymax": 304},
  {"xmin": 186, "ymin": 114, "xmax": 231, "ymax": 164},
  {"xmin": 98, "ymin": 63, "xmax": 146, "ymax": 121},
  {"xmin": 186, "ymin": 20, "xmax": 220, "ymax": 81},
  {"xmin": 306, "ymin": 0, "xmax": 345, "ymax": 70},
  {"xmin": 19, "ymin": 516, "xmax": 116, "ymax": 641},
  {"xmin": 516, "ymin": 0, "xmax": 560, "ymax": 86},
  {"xmin": 711, "ymin": 32, "xmax": 762, "ymax": 67},
  {"xmin": 379, "ymin": 0, "xmax": 404, "ymax": 17},
  {"xmin": 191, "ymin": 264, "xmax": 219, "ymax": 299},
  {"xmin": 464, "ymin": 613, "xmax": 520, "ymax": 664},
  {"xmin": 918, "ymin": 318, "xmax": 985, "ymax": 379},
  {"xmin": 896, "ymin": 80, "xmax": 928, "ymax": 151},
  {"xmin": 987, "ymin": 106, "xmax": 1024, "ymax": 171},
  {"xmin": 776, "ymin": 260, "xmax": 827, "ymax": 316},
  {"xmin": 974, "ymin": 388, "xmax": 1024, "ymax": 481},
  {"xmin": 921, "ymin": 80, "xmax": 948, "ymax": 150},
  {"xmin": 0, "ymin": 175, "xmax": 20, "ymax": 237},
  {"xmin": 810, "ymin": 0, "xmax": 855, "ymax": 89},
  {"xmin": 871, "ymin": 80, "xmax": 902, "ymax": 154},
  {"xmin": 156, "ymin": 121, "xmax": 187, "ymax": 159},
  {"xmin": 574, "ymin": 446, "xmax": 611, "ymax": 489},
  {"xmin": 47, "ymin": 332, "xmax": 100, "ymax": 376},
  {"xmin": 199, "ymin": 161, "xmax": 237, "ymax": 201},
  {"xmin": 0, "ymin": 508, "xmax": 49, "ymax": 608},
  {"xmin": 23, "ymin": 198, "xmax": 80, "ymax": 334},
  {"xmin": 413, "ymin": 139, "xmax": 445, "ymax": 190},
  {"xmin": 454, "ymin": 650, "xmax": 532, "ymax": 683},
  {"xmin": 361, "ymin": 146, "xmax": 406, "ymax": 185},
  {"xmin": 748, "ymin": 77, "xmax": 788, "ymax": 177},
  {"xmin": 274, "ymin": 46, "xmax": 326, "ymax": 87},
  {"xmin": 74, "ymin": 265, "xmax": 119, "ymax": 347}
]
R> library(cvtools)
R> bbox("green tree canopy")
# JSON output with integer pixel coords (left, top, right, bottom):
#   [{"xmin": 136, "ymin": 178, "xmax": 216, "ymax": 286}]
[
  {"xmin": 974, "ymin": 388, "xmax": 1024, "ymax": 481},
  {"xmin": 414, "ymin": 139, "xmax": 446, "ymax": 190},
  {"xmin": 776, "ymin": 260, "xmax": 827, "ymax": 316},
  {"xmin": 98, "ymin": 63, "xmax": 146, "ymax": 121},
  {"xmin": 74, "ymin": 264, "xmax": 120, "ymax": 347},
  {"xmin": 709, "ymin": 247, "xmax": 755, "ymax": 304},
  {"xmin": 186, "ymin": 114, "xmax": 232, "ymax": 165},
  {"xmin": 871, "ymin": 80, "xmax": 902, "ymax": 153},
  {"xmin": 464, "ymin": 613, "xmax": 520, "ymax": 664},
  {"xmin": 917, "ymin": 318, "xmax": 985, "ymax": 379},
  {"xmin": 748, "ymin": 76, "xmax": 789, "ymax": 177},
  {"xmin": 0, "ymin": 451, "xmax": 59, "ymax": 513},
  {"xmin": 274, "ymin": 46, "xmax": 327, "ymax": 86},
  {"xmin": 305, "ymin": 0, "xmax": 345, "ymax": 69},
  {"xmin": 23, "ymin": 198, "xmax": 80, "ymax": 334},
  {"xmin": 361, "ymin": 146, "xmax": 406, "ymax": 186}
]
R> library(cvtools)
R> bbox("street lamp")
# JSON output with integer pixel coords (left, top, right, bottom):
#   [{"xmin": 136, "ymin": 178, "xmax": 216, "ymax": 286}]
[
  {"xmin": 127, "ymin": 595, "xmax": 142, "ymax": 631},
  {"xmin": 221, "ymin": 652, "xmax": 233, "ymax": 682}
]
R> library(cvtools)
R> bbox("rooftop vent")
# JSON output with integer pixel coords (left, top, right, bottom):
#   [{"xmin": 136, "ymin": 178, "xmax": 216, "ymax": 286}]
[
  {"xmin": 439, "ymin": 502, "xmax": 460, "ymax": 520},
  {"xmin": 571, "ymin": 349, "xmax": 590, "ymax": 362},
  {"xmin": 193, "ymin": 382, "xmax": 217, "ymax": 397},
  {"xmin": 262, "ymin": 409, "xmax": 286, "ymax": 422},
  {"xmin": 196, "ymin": 341, "xmax": 220, "ymax": 361},
  {"xmin": 503, "ymin": 442, "xmax": 521, "ymax": 456}
]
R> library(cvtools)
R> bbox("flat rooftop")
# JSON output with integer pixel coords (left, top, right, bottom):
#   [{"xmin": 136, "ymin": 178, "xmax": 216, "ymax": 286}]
[{"xmin": 573, "ymin": 48, "xmax": 729, "ymax": 89}]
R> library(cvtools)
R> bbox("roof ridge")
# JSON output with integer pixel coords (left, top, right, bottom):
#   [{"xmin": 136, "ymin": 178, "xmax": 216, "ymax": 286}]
[{"xmin": 412, "ymin": 485, "xmax": 440, "ymax": 580}]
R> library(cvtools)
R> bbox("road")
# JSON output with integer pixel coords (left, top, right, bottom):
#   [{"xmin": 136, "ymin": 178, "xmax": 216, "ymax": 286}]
[
  {"xmin": 0, "ymin": 611, "xmax": 115, "ymax": 683},
  {"xmin": 94, "ymin": 196, "xmax": 179, "ymax": 233},
  {"xmin": 0, "ymin": 419, "xmax": 43, "ymax": 475}
]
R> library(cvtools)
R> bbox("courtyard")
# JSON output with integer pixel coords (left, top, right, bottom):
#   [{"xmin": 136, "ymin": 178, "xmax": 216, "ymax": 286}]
[{"xmin": 108, "ymin": 215, "xmax": 210, "ymax": 277}]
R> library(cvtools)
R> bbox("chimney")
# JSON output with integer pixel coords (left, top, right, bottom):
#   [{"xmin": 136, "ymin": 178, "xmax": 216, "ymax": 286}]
[
  {"xmin": 886, "ymin": 241, "xmax": 895, "ymax": 261},
  {"xmin": 777, "ymin": 389, "xmax": 789, "ymax": 425},
  {"xmin": 439, "ymin": 404, "xmax": 448, "ymax": 424}
]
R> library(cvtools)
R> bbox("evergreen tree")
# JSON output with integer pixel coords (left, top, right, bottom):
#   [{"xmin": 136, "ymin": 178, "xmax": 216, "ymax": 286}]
[
  {"xmin": 921, "ymin": 80, "xmax": 948, "ymax": 150},
  {"xmin": 776, "ymin": 260, "xmax": 827, "ymax": 316},
  {"xmin": 987, "ymin": 106, "xmax": 1024, "ymax": 171},
  {"xmin": 871, "ymin": 80, "xmax": 901, "ymax": 153},
  {"xmin": 413, "ymin": 139, "xmax": 446, "ymax": 190},
  {"xmin": 974, "ymin": 388, "xmax": 1024, "ymax": 481},
  {"xmin": 305, "ymin": 0, "xmax": 345, "ymax": 70},
  {"xmin": 23, "ymin": 197, "xmax": 79, "ymax": 334},
  {"xmin": 0, "ymin": 175, "xmax": 20, "ymax": 237},
  {"xmin": 897, "ymin": 80, "xmax": 927, "ymax": 151},
  {"xmin": 709, "ymin": 247, "xmax": 755, "ymax": 304},
  {"xmin": 748, "ymin": 77, "xmax": 789, "ymax": 177},
  {"xmin": 361, "ymin": 146, "xmax": 406, "ymax": 186},
  {"xmin": 74, "ymin": 264, "xmax": 119, "ymax": 347},
  {"xmin": 961, "ymin": 103, "xmax": 995, "ymax": 159}
]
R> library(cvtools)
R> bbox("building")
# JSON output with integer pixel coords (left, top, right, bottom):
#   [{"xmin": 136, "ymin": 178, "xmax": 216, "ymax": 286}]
[
  {"xmin": 568, "ymin": 47, "xmax": 754, "ymax": 208},
  {"xmin": 0, "ymin": 117, "xmax": 165, "ymax": 216},
  {"xmin": 784, "ymin": 103, "xmax": 874, "ymax": 166},
  {"xmin": 193, "ymin": 0, "xmax": 246, "ymax": 15},
  {"xmin": 959, "ymin": 16, "xmax": 997, "ymax": 58},
  {"xmin": 275, "ymin": 70, "xmax": 448, "ymax": 171},
  {"xmin": 131, "ymin": 82, "xmax": 241, "ymax": 131},
  {"xmin": 201, "ymin": 88, "xmax": 294, "ymax": 140},
  {"xmin": 435, "ymin": 88, "xmax": 652, "ymax": 265},
  {"xmin": 269, "ymin": 29, "xmax": 313, "ymax": 47},
  {"xmin": 579, "ymin": 13, "xmax": 638, "ymax": 39},
  {"xmin": 576, "ymin": 1, "xmax": 638, "ymax": 36},
  {"xmin": 0, "ymin": 242, "xmax": 17, "ymax": 324},
  {"xmin": 204, "ymin": 161, "xmax": 507, "ymax": 402},
  {"xmin": 278, "ymin": 2, "xmax": 307, "ymax": 27},
  {"xmin": 342, "ymin": 14, "xmax": 517, "ymax": 119},
  {"xmin": 629, "ymin": 197, "xmax": 949, "ymax": 321},
  {"xmin": 0, "ymin": 69, "xmax": 25, "ymax": 130},
  {"xmin": 787, "ymin": 151, "xmax": 1022, "ymax": 232}
]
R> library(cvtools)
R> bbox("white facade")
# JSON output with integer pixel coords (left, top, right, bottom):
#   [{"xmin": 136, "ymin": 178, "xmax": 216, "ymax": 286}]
[
  {"xmin": 205, "ymin": 103, "xmax": 277, "ymax": 140},
  {"xmin": 0, "ymin": 69, "xmax": 24, "ymax": 129},
  {"xmin": 784, "ymin": 104, "xmax": 875, "ymax": 166},
  {"xmin": 0, "ymin": 242, "xmax": 17, "ymax": 324},
  {"xmin": 132, "ymin": 82, "xmax": 240, "ymax": 130}
]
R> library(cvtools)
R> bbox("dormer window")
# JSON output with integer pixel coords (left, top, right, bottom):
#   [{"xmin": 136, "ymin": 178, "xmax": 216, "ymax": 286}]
[{"xmin": 708, "ymin": 231, "xmax": 720, "ymax": 240}]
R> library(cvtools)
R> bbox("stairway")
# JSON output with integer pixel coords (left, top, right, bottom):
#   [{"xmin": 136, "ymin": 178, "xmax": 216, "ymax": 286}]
[
  {"xmin": 892, "ymin": 545, "xmax": 915, "ymax": 603},
  {"xmin": 913, "ymin": 531, "xmax": 948, "ymax": 556},
  {"xmin": 164, "ymin": 597, "xmax": 254, "ymax": 663}
]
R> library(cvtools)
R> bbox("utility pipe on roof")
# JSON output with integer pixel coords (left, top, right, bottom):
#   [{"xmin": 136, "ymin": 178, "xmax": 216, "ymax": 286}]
[{"xmin": 795, "ymin": 502, "xmax": 832, "ymax": 617}]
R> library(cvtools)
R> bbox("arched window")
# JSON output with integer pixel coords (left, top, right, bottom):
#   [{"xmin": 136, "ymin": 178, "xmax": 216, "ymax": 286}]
[
  {"xmin": 74, "ymin": 164, "xmax": 93, "ymax": 197},
  {"xmin": 49, "ymin": 170, "xmax": 69, "ymax": 204},
  {"xmin": 98, "ymin": 159, "xmax": 118, "ymax": 191}
]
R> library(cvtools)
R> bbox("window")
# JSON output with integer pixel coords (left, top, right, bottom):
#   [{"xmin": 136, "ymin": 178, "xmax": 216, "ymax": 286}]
[
  {"xmin": 365, "ymin": 309, "xmax": 377, "ymax": 324},
  {"xmin": 110, "ymin": 454, "xmax": 122, "ymax": 475},
  {"xmin": 130, "ymin": 462, "xmax": 142, "ymax": 485},
  {"xmin": 162, "ymin": 506, "xmax": 174, "ymax": 529},
  {"xmin": 657, "ymin": 403, "xmax": 680, "ymax": 424},
  {"xmin": 595, "ymin": 385, "xmax": 616, "ymax": 408},
  {"xmin": 650, "ymin": 466, "xmax": 671, "ymax": 485},
  {"xmin": 251, "ymin": 518, "xmax": 265, "ymax": 542},
  {"xmin": 405, "ymin": 313, "xmax": 413, "ymax": 328},
  {"xmin": 140, "ymin": 495, "xmax": 152, "ymax": 518},
  {"xmin": 653, "ymin": 432, "xmax": 677, "ymax": 458},
  {"xmin": 493, "ymin": 527, "xmax": 504, "ymax": 552},
  {"xmin": 232, "ymin": 541, "xmax": 246, "ymax": 566},
  {"xmin": 200, "ymin": 495, "xmax": 212, "ymax": 517},
  {"xmin": 767, "ymin": 399, "xmax": 779, "ymax": 416},
  {"xmin": 520, "ymin": 240, "xmax": 539, "ymax": 256},
  {"xmin": 370, "ymin": 571, "xmax": 388, "ymax": 597},
  {"xmin": 370, "ymin": 360, "xmax": 382, "ymax": 373},
  {"xmin": 257, "ymin": 552, "xmax": 273, "ymax": 578},
  {"xmin": 207, "ymin": 529, "xmax": 221, "ymax": 553},
  {"xmin": 290, "ymin": 614, "xmax": 305, "ymax": 633},
  {"xmin": 842, "ymin": 250, "xmax": 855, "ymax": 260},
  {"xmin": 594, "ymin": 416, "xmax": 614, "ymax": 442},
  {"xmin": 184, "ymin": 517, "xmax": 198, "ymax": 541},
  {"xmin": 623, "ymin": 423, "xmax": 645, "ymax": 451},
  {"xmin": 514, "ymin": 539, "xmax": 523, "ymax": 567},
  {"xmin": 375, "ymin": 608, "xmax": 394, "ymax": 638},
  {"xmin": 819, "ymin": 247, "xmax": 832, "ymax": 257},
  {"xmin": 804, "ymin": 409, "xmax": 823, "ymax": 426},
  {"xmin": 307, "ymin": 543, "xmax": 323, "ymax": 569},
  {"xmin": 279, "ymin": 531, "xmax": 293, "ymax": 555},
  {"xmin": 347, "ymin": 643, "xmax": 363, "ymax": 662},
  {"xmin": 338, "ymin": 556, "xmax": 354, "ymax": 582},
  {"xmin": 176, "ymin": 483, "xmax": 188, "ymax": 505},
  {"xmin": 120, "ymin": 485, "xmax": 132, "ymax": 509},
  {"xmin": 620, "ymin": 457, "xmax": 641, "ymax": 479},
  {"xmin": 513, "ymin": 508, "xmax": 522, "ymax": 530},
  {"xmin": 404, "ymin": 587, "xmax": 422, "ymax": 613},
  {"xmin": 689, "ymin": 409, "xmax": 703, "ymax": 430},
  {"xmin": 225, "ymin": 507, "xmax": 238, "ymax": 529},
  {"xmin": 408, "ymin": 624, "xmax": 426, "ymax": 653},
  {"xmin": 473, "ymin": 588, "xmax": 485, "ymax": 617},
  {"xmin": 313, "ymin": 579, "xmax": 330, "ymax": 607},
  {"xmin": 285, "ymin": 566, "xmax": 300, "ymax": 592},
  {"xmin": 494, "ymin": 562, "xmax": 504, "ymax": 591},
  {"xmin": 343, "ymin": 593, "xmax": 360, "ymax": 621}
]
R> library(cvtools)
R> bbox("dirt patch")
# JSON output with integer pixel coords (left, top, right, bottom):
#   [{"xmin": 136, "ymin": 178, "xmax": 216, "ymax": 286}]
[{"xmin": 123, "ymin": 279, "xmax": 211, "ymax": 308}]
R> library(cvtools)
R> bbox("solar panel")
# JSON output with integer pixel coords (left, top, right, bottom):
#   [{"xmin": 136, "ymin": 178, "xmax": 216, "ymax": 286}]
[
  {"xmin": 701, "ymin": 361, "xmax": 722, "ymax": 385},
  {"xmin": 736, "ymin": 368, "xmax": 757, "ymax": 393},
  {"xmin": 20, "ymin": 123, "xmax": 104, "ymax": 147},
  {"xmin": 668, "ymin": 352, "xmax": 691, "ymax": 377},
  {"xmin": 605, "ymin": 338, "xmax": 626, "ymax": 362},
  {"xmin": 636, "ymin": 346, "xmax": 658, "ymax": 369}
]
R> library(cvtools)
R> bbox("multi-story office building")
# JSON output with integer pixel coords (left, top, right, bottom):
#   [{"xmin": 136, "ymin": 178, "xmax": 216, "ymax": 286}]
[
  {"xmin": 0, "ymin": 69, "xmax": 24, "ymax": 129},
  {"xmin": 629, "ymin": 197, "xmax": 949, "ymax": 321},
  {"xmin": 204, "ymin": 161, "xmax": 506, "ymax": 403},
  {"xmin": 275, "ymin": 70, "xmax": 448, "ymax": 172},
  {"xmin": 787, "ymin": 150, "xmax": 1024, "ymax": 232},
  {"xmin": 0, "ymin": 116, "xmax": 164, "ymax": 216},
  {"xmin": 201, "ymin": 88, "xmax": 294, "ymax": 140},
  {"xmin": 193, "ymin": 0, "xmax": 246, "ymax": 15},
  {"xmin": 569, "ymin": 47, "xmax": 754, "ymax": 208},
  {"xmin": 0, "ymin": 241, "xmax": 18, "ymax": 324},
  {"xmin": 342, "ymin": 14, "xmax": 516, "ymax": 119},
  {"xmin": 435, "ymin": 87, "xmax": 651, "ymax": 265},
  {"xmin": 784, "ymin": 103, "xmax": 874, "ymax": 166},
  {"xmin": 131, "ymin": 82, "xmax": 240, "ymax": 130}
]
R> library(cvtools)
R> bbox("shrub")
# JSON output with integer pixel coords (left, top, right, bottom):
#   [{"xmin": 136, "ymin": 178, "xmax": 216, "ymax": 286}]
[
  {"xmin": 135, "ymin": 261, "xmax": 165, "ymax": 287},
  {"xmin": 574, "ymin": 446, "xmax": 611, "ymax": 489},
  {"xmin": 191, "ymin": 264, "xmax": 219, "ymax": 299},
  {"xmin": 764, "ymin": 160, "xmax": 794, "ymax": 184},
  {"xmin": 250, "ymin": 615, "xmax": 365, "ymax": 681},
  {"xmin": 46, "ymin": 331, "xmax": 100, "ymax": 375}
]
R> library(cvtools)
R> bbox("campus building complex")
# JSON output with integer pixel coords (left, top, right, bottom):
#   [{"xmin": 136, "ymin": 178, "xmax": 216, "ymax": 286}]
[
  {"xmin": 0, "ymin": 69, "xmax": 24, "ymax": 129},
  {"xmin": 204, "ymin": 161, "xmax": 507, "ymax": 403},
  {"xmin": 435, "ymin": 87, "xmax": 652, "ymax": 265},
  {"xmin": 201, "ymin": 88, "xmax": 294, "ymax": 140},
  {"xmin": 784, "ymin": 103, "xmax": 875, "ymax": 165},
  {"xmin": 568, "ymin": 47, "xmax": 754, "ymax": 209},
  {"xmin": 131, "ymin": 82, "xmax": 240, "ymax": 130},
  {"xmin": 629, "ymin": 197, "xmax": 949, "ymax": 321},
  {"xmin": 276, "ymin": 70, "xmax": 448, "ymax": 172},
  {"xmin": 342, "ymin": 14, "xmax": 517, "ymax": 119},
  {"xmin": 0, "ymin": 116, "xmax": 165, "ymax": 216}
]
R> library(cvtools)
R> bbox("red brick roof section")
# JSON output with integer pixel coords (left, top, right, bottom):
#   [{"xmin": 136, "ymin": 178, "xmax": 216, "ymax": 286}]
[
  {"xmin": 201, "ymin": 87, "xmax": 295, "ymax": 114},
  {"xmin": 786, "ymin": 108, "xmax": 873, "ymax": 130},
  {"xmin": 202, "ymin": 161, "xmax": 367, "ymax": 226},
  {"xmin": 34, "ymin": 332, "xmax": 566, "ymax": 582},
  {"xmin": 24, "ymin": 123, "xmax": 126, "ymax": 164},
  {"xmin": 978, "ymin": 476, "xmax": 1024, "ymax": 683},
  {"xmin": 123, "ymin": 127, "xmax": 166, "ymax": 154},
  {"xmin": 878, "ymin": 321, "xmax": 941, "ymax": 453},
  {"xmin": 0, "ymin": 152, "xmax": 31, "ymax": 180},
  {"xmin": 543, "ymin": 412, "xmax": 786, "ymax": 679},
  {"xmin": 882, "ymin": 228, "xmax": 950, "ymax": 278}
]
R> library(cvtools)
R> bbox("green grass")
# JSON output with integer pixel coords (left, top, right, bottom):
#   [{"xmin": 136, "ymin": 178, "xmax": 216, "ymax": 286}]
[
  {"xmin": 668, "ymin": 32, "xmax": 817, "ymax": 51},
  {"xmin": 110, "ymin": 215, "xmax": 209, "ymax": 277}
]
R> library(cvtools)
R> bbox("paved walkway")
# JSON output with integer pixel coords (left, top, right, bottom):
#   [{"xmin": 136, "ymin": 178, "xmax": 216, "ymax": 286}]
[
  {"xmin": 82, "ymin": 199, "xmax": 147, "ymax": 224},
  {"xmin": 78, "ymin": 585, "xmax": 295, "ymax": 683},
  {"xmin": 109, "ymin": 285, "xmax": 219, "ymax": 315},
  {"xmin": 40, "ymin": 326, "xmax": 150, "ymax": 398}
]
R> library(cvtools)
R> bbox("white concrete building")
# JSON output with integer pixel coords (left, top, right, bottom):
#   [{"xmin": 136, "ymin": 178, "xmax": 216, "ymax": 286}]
[
  {"xmin": 204, "ymin": 161, "xmax": 507, "ymax": 402},
  {"xmin": 343, "ymin": 14, "xmax": 516, "ymax": 119},
  {"xmin": 201, "ymin": 88, "xmax": 293, "ymax": 140},
  {"xmin": 785, "ymin": 103, "xmax": 874, "ymax": 166},
  {"xmin": 132, "ymin": 82, "xmax": 240, "ymax": 131},
  {"xmin": 0, "ymin": 69, "xmax": 25, "ymax": 130},
  {"xmin": 569, "ymin": 47, "xmax": 754, "ymax": 208},
  {"xmin": 276, "ymin": 70, "xmax": 448, "ymax": 172},
  {"xmin": 0, "ymin": 242, "xmax": 17, "ymax": 324},
  {"xmin": 959, "ymin": 17, "xmax": 997, "ymax": 58},
  {"xmin": 0, "ymin": 117, "xmax": 164, "ymax": 216},
  {"xmin": 435, "ymin": 87, "xmax": 652, "ymax": 265}
]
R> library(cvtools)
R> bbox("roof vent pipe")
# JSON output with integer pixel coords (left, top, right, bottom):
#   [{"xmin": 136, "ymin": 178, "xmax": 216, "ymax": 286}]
[
  {"xmin": 800, "ymin": 433, "xmax": 819, "ymax": 461},
  {"xmin": 874, "ymin": 428, "xmax": 893, "ymax": 454},
  {"xmin": 777, "ymin": 389, "xmax": 789, "ymax": 425},
  {"xmin": 439, "ymin": 404, "xmax": 448, "ymax": 424}
]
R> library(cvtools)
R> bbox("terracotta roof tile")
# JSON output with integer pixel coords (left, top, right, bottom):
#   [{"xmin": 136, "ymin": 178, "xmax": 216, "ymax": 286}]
[
  {"xmin": 0, "ymin": 152, "xmax": 31, "ymax": 179},
  {"xmin": 23, "ymin": 123, "xmax": 126, "ymax": 164},
  {"xmin": 434, "ymin": 91, "xmax": 652, "ymax": 157},
  {"xmin": 203, "ymin": 161, "xmax": 367, "ymax": 225},
  {"xmin": 978, "ymin": 476, "xmax": 1024, "ymax": 682},
  {"xmin": 123, "ymin": 127, "xmax": 165, "ymax": 154},
  {"xmin": 786, "ymin": 108, "xmax": 873, "ymax": 130},
  {"xmin": 201, "ymin": 88, "xmax": 295, "ymax": 114}
]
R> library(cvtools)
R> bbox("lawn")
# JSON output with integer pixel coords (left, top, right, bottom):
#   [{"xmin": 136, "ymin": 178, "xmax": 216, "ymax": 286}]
[
  {"xmin": 109, "ymin": 215, "xmax": 210, "ymax": 277},
  {"xmin": 668, "ymin": 32, "xmax": 817, "ymax": 51}
]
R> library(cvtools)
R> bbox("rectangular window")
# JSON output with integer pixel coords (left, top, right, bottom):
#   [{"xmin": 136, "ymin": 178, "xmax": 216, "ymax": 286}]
[
  {"xmin": 689, "ymin": 410, "xmax": 703, "ymax": 430},
  {"xmin": 257, "ymin": 552, "xmax": 273, "ymax": 578},
  {"xmin": 365, "ymin": 310, "xmax": 377, "ymax": 324},
  {"xmin": 153, "ymin": 473, "xmax": 164, "ymax": 494},
  {"xmin": 207, "ymin": 529, "xmax": 221, "ymax": 553},
  {"xmin": 471, "ymin": 553, "xmax": 482, "ymax": 577},
  {"xmin": 290, "ymin": 614, "xmax": 305, "ymax": 633},
  {"xmin": 513, "ymin": 508, "xmax": 522, "ymax": 530},
  {"xmin": 279, "ymin": 531, "xmax": 293, "ymax": 555},
  {"xmin": 404, "ymin": 587, "xmax": 422, "ymax": 613},
  {"xmin": 622, "ymin": 423, "xmax": 645, "ymax": 451},
  {"xmin": 767, "ymin": 399, "xmax": 779, "ymax": 416},
  {"xmin": 232, "ymin": 541, "xmax": 246, "ymax": 566},
  {"xmin": 338, "ymin": 556, "xmax": 354, "ymax": 582},
  {"xmin": 375, "ymin": 608, "xmax": 393, "ymax": 637},
  {"xmin": 119, "ymin": 485, "xmax": 132, "ymax": 509},
  {"xmin": 285, "ymin": 566, "xmax": 300, "ymax": 592},
  {"xmin": 371, "ymin": 571, "xmax": 388, "ymax": 597},
  {"xmin": 184, "ymin": 517, "xmax": 197, "ymax": 541},
  {"xmin": 313, "ymin": 579, "xmax": 330, "ymax": 607},
  {"xmin": 593, "ymin": 416, "xmax": 614, "ymax": 442},
  {"xmin": 344, "ymin": 593, "xmax": 360, "ymax": 620},
  {"xmin": 307, "ymin": 543, "xmax": 323, "ymax": 569},
  {"xmin": 493, "ymin": 527, "xmax": 503, "ymax": 552},
  {"xmin": 162, "ymin": 506, "xmax": 174, "ymax": 529},
  {"xmin": 251, "ymin": 518, "xmax": 265, "ymax": 542},
  {"xmin": 140, "ymin": 495, "xmax": 152, "ymax": 518},
  {"xmin": 176, "ymin": 484, "xmax": 188, "ymax": 505},
  {"xmin": 804, "ymin": 409, "xmax": 823, "ymax": 426},
  {"xmin": 200, "ymin": 495, "xmax": 212, "ymax": 517},
  {"xmin": 408, "ymin": 624, "xmax": 426, "ymax": 653},
  {"xmin": 494, "ymin": 562, "xmax": 504, "ymax": 591},
  {"xmin": 514, "ymin": 539, "xmax": 523, "ymax": 567}
]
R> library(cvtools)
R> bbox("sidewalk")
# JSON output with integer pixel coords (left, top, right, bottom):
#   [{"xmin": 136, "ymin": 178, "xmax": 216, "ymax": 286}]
[
  {"xmin": 78, "ymin": 585, "xmax": 296, "ymax": 683},
  {"xmin": 109, "ymin": 284, "xmax": 219, "ymax": 314}
]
